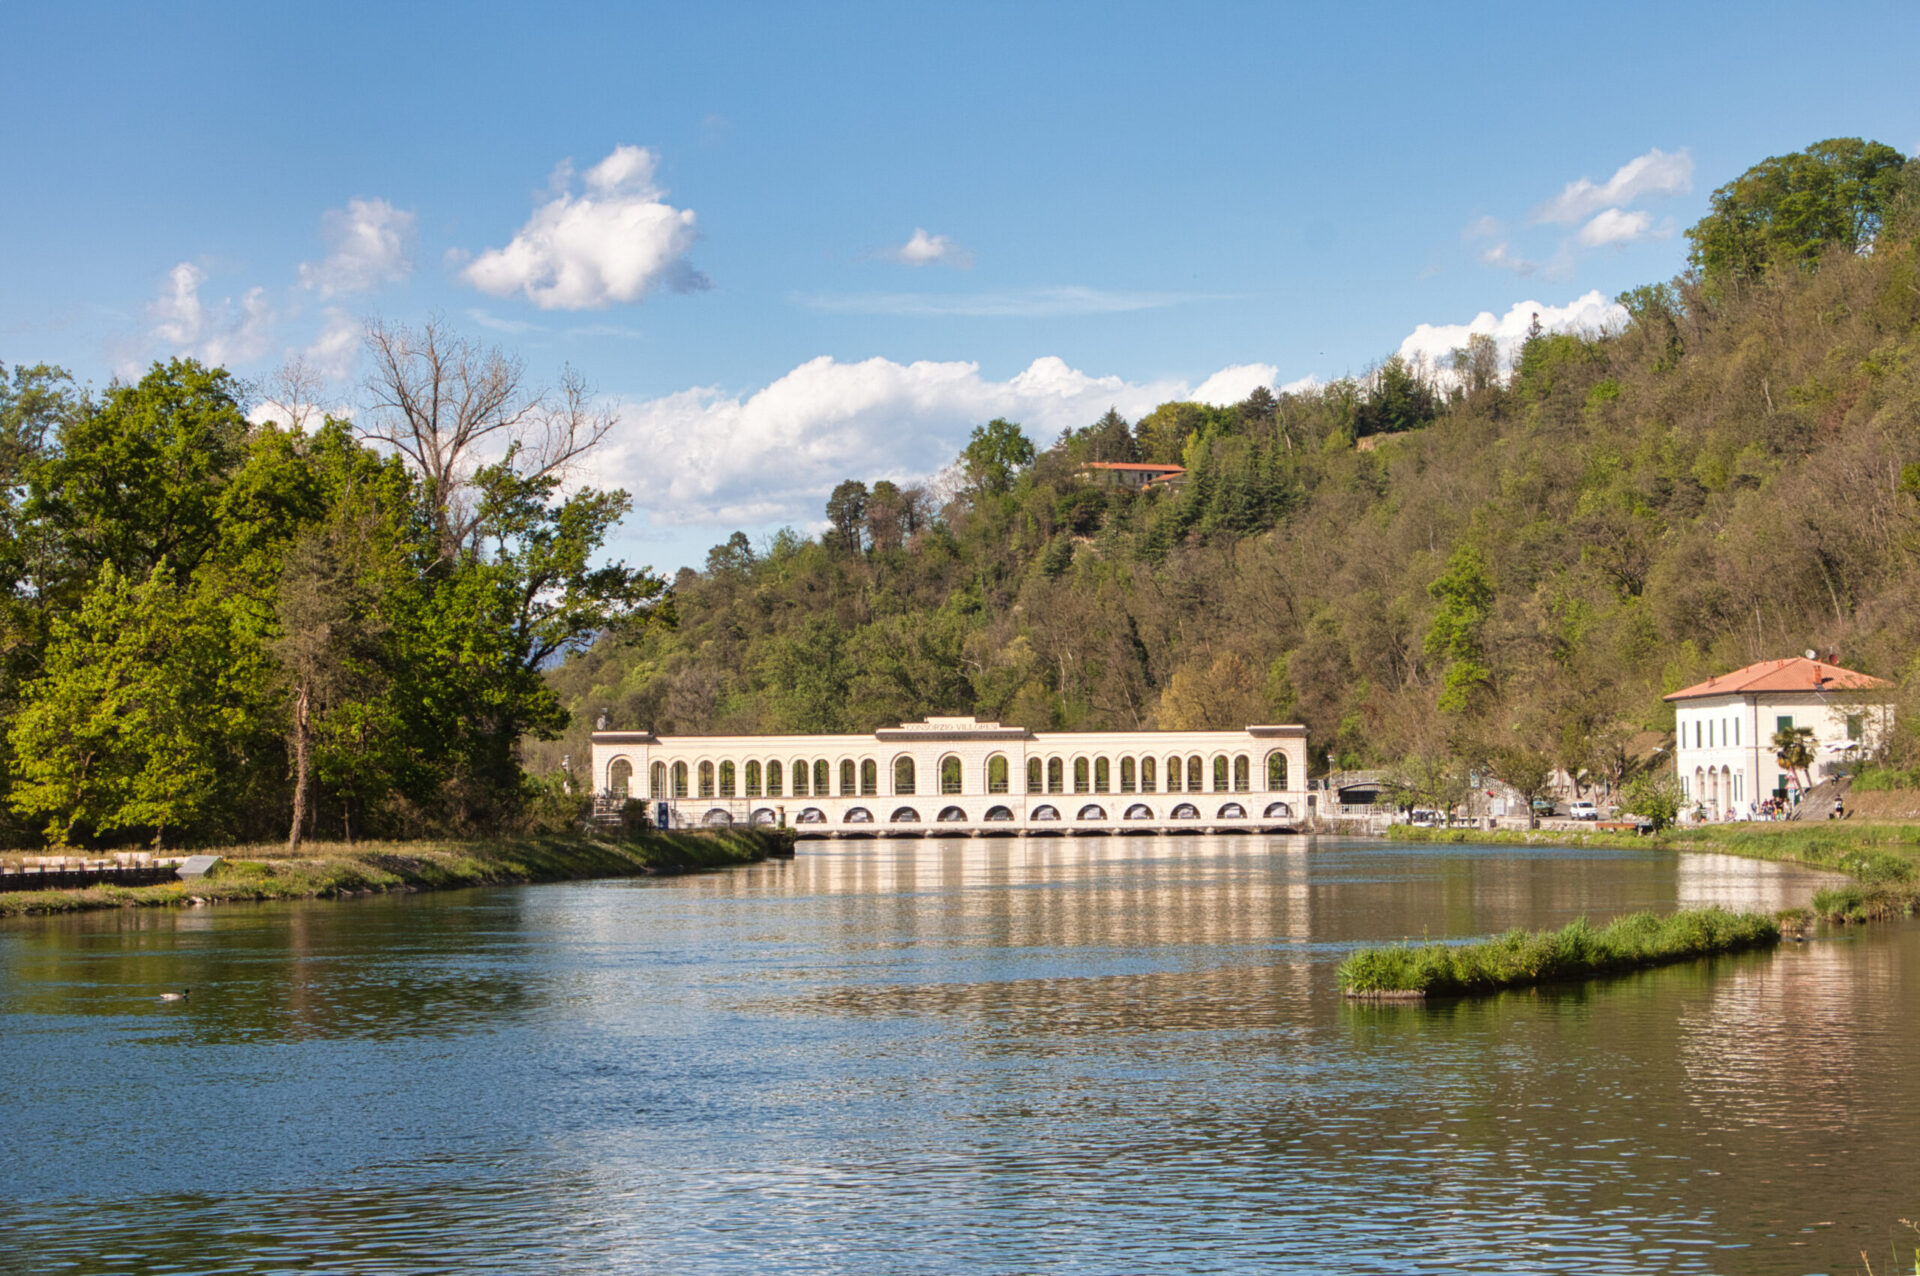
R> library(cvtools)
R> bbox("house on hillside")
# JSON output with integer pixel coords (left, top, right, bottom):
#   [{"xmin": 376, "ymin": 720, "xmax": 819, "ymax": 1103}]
[
  {"xmin": 1664, "ymin": 656, "xmax": 1895, "ymax": 817},
  {"xmin": 1074, "ymin": 461, "xmax": 1185, "ymax": 492}
]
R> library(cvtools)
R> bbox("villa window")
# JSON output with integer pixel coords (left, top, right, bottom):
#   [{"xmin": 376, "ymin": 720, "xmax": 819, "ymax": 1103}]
[
  {"xmin": 1267, "ymin": 752, "xmax": 1289, "ymax": 791},
  {"xmin": 940, "ymin": 756, "xmax": 962, "ymax": 795},
  {"xmin": 1120, "ymin": 757, "xmax": 1136, "ymax": 793},
  {"xmin": 861, "ymin": 759, "xmax": 878, "ymax": 796},
  {"xmin": 744, "ymin": 761, "xmax": 761, "ymax": 797},
  {"xmin": 988, "ymin": 755, "xmax": 1009, "ymax": 794},
  {"xmin": 719, "ymin": 761, "xmax": 736, "ymax": 798},
  {"xmin": 767, "ymin": 760, "xmax": 783, "ymax": 797},
  {"xmin": 895, "ymin": 756, "xmax": 916, "ymax": 795},
  {"xmin": 1141, "ymin": 756, "xmax": 1156, "ymax": 793},
  {"xmin": 698, "ymin": 761, "xmax": 715, "ymax": 798},
  {"xmin": 1234, "ymin": 755, "xmax": 1250, "ymax": 792},
  {"xmin": 1074, "ymin": 758, "xmax": 1090, "ymax": 793}
]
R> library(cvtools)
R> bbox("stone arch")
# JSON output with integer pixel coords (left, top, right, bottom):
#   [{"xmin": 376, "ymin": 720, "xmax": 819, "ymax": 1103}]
[
  {"xmin": 984, "ymin": 805, "xmax": 1015, "ymax": 821},
  {"xmin": 939, "ymin": 755, "xmax": 962, "ymax": 795},
  {"xmin": 1094, "ymin": 757, "xmax": 1111, "ymax": 792},
  {"xmin": 1187, "ymin": 755, "xmax": 1204, "ymax": 792},
  {"xmin": 861, "ymin": 759, "xmax": 878, "ymax": 796},
  {"xmin": 608, "ymin": 757, "xmax": 634, "ymax": 798},
  {"xmin": 1217, "ymin": 801, "xmax": 1247, "ymax": 819},
  {"xmin": 1027, "ymin": 757, "xmax": 1043, "ymax": 793},
  {"xmin": 718, "ymin": 760, "xmax": 736, "ymax": 798},
  {"xmin": 1032, "ymin": 804, "xmax": 1061, "ymax": 821},
  {"xmin": 1212, "ymin": 755, "xmax": 1229, "ymax": 792},
  {"xmin": 840, "ymin": 758, "xmax": 857, "ymax": 796},
  {"xmin": 744, "ymin": 760, "xmax": 761, "ymax": 797},
  {"xmin": 698, "ymin": 760, "xmax": 716, "ymax": 798},
  {"xmin": 1267, "ymin": 751, "xmax": 1290, "ymax": 791},
  {"xmin": 766, "ymin": 759, "xmax": 784, "ymax": 797},
  {"xmin": 1124, "ymin": 803, "xmax": 1153, "ymax": 820},
  {"xmin": 671, "ymin": 761, "xmax": 689, "ymax": 798},
  {"xmin": 1120, "ymin": 756, "xmax": 1136, "ymax": 793},
  {"xmin": 703, "ymin": 808, "xmax": 732, "ymax": 827},
  {"xmin": 987, "ymin": 753, "xmax": 1010, "ymax": 794},
  {"xmin": 937, "ymin": 805, "xmax": 967, "ymax": 823},
  {"xmin": 751, "ymin": 808, "xmax": 778, "ymax": 827},
  {"xmin": 1171, "ymin": 802, "xmax": 1200, "ymax": 820},
  {"xmin": 1077, "ymin": 803, "xmax": 1107, "ymax": 821},
  {"xmin": 844, "ymin": 806, "xmax": 873, "ymax": 823},
  {"xmin": 1073, "ymin": 757, "xmax": 1090, "ymax": 793},
  {"xmin": 1141, "ymin": 755, "xmax": 1157, "ymax": 793},
  {"xmin": 1233, "ymin": 755, "xmax": 1250, "ymax": 792},
  {"xmin": 796, "ymin": 807, "xmax": 827, "ymax": 824},
  {"xmin": 1263, "ymin": 801, "xmax": 1293, "ymax": 819},
  {"xmin": 790, "ymin": 759, "xmax": 808, "ymax": 796},
  {"xmin": 894, "ymin": 755, "xmax": 917, "ymax": 795},
  {"xmin": 890, "ymin": 806, "xmax": 922, "ymax": 823},
  {"xmin": 1166, "ymin": 755, "xmax": 1184, "ymax": 792},
  {"xmin": 1047, "ymin": 757, "xmax": 1065, "ymax": 794}
]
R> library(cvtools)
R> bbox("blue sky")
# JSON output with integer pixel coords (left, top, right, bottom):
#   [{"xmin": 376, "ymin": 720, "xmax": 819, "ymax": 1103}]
[{"xmin": 4, "ymin": 1, "xmax": 1917, "ymax": 572}]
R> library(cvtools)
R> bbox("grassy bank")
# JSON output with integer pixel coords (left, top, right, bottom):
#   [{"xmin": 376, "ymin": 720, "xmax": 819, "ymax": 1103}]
[
  {"xmin": 0, "ymin": 827, "xmax": 793, "ymax": 918},
  {"xmin": 1339, "ymin": 908, "xmax": 1781, "ymax": 999},
  {"xmin": 1390, "ymin": 821, "xmax": 1920, "ymax": 924}
]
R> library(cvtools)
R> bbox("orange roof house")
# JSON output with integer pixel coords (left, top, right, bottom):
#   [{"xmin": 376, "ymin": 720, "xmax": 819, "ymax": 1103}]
[{"xmin": 1663, "ymin": 657, "xmax": 1895, "ymax": 816}]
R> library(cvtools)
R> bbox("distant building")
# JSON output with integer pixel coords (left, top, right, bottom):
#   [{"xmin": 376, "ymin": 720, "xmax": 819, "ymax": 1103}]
[
  {"xmin": 1664, "ymin": 656, "xmax": 1895, "ymax": 815},
  {"xmin": 1075, "ymin": 461, "xmax": 1185, "ymax": 492}
]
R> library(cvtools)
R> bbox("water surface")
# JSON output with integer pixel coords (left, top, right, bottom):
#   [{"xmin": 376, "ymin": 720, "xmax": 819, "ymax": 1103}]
[{"xmin": 2, "ymin": 836, "xmax": 1911, "ymax": 1274}]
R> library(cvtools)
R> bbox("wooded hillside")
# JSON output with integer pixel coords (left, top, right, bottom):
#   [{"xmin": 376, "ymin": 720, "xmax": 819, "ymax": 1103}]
[{"xmin": 548, "ymin": 138, "xmax": 1920, "ymax": 799}]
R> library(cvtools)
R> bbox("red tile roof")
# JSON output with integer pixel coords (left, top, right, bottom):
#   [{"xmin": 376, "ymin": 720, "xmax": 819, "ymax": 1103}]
[{"xmin": 1663, "ymin": 657, "xmax": 1893, "ymax": 702}]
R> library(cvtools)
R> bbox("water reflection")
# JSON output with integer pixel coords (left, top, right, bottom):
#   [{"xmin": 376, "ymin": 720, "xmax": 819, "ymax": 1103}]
[{"xmin": 2, "ymin": 835, "xmax": 1915, "ymax": 1275}]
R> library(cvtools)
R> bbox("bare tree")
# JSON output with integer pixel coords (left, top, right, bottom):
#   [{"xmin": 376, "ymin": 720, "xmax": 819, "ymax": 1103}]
[{"xmin": 359, "ymin": 317, "xmax": 617, "ymax": 559}]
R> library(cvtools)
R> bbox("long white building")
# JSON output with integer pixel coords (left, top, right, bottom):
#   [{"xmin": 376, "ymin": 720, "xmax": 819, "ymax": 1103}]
[
  {"xmin": 590, "ymin": 716, "xmax": 1312, "ymax": 835},
  {"xmin": 1665, "ymin": 656, "xmax": 1894, "ymax": 816}
]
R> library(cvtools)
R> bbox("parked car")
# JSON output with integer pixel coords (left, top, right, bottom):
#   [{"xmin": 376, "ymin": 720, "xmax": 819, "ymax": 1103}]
[
  {"xmin": 1568, "ymin": 800, "xmax": 1600, "ymax": 821},
  {"xmin": 1530, "ymin": 798, "xmax": 1557, "ymax": 816},
  {"xmin": 1409, "ymin": 808, "xmax": 1443, "ymax": 827}
]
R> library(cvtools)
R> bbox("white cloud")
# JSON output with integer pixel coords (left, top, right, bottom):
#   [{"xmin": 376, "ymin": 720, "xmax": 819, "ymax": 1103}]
[
  {"xmin": 1396, "ymin": 291, "xmax": 1628, "ymax": 373},
  {"xmin": 303, "ymin": 307, "xmax": 362, "ymax": 381},
  {"xmin": 794, "ymin": 285, "xmax": 1203, "ymax": 318},
  {"xmin": 588, "ymin": 354, "xmax": 1292, "ymax": 529},
  {"xmin": 1477, "ymin": 242, "xmax": 1538, "ymax": 276},
  {"xmin": 462, "ymin": 144, "xmax": 707, "ymax": 310},
  {"xmin": 298, "ymin": 197, "xmax": 415, "ymax": 296},
  {"xmin": 890, "ymin": 228, "xmax": 971, "ymax": 267},
  {"xmin": 1577, "ymin": 207, "xmax": 1658, "ymax": 247},
  {"xmin": 147, "ymin": 262, "xmax": 275, "ymax": 367},
  {"xmin": 466, "ymin": 307, "xmax": 544, "ymax": 335},
  {"xmin": 1189, "ymin": 363, "xmax": 1279, "ymax": 406},
  {"xmin": 1533, "ymin": 147, "xmax": 1693, "ymax": 225}
]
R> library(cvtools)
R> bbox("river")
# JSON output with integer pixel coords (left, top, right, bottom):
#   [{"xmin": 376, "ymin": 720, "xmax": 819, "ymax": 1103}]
[{"xmin": 2, "ymin": 835, "xmax": 1914, "ymax": 1274}]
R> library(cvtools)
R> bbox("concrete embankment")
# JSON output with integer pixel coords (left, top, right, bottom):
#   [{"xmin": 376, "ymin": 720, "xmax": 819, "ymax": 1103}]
[{"xmin": 0, "ymin": 827, "xmax": 796, "ymax": 917}]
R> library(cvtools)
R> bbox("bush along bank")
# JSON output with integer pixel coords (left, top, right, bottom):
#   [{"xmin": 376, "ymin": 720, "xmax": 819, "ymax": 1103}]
[
  {"xmin": 0, "ymin": 827, "xmax": 795, "ymax": 918},
  {"xmin": 1338, "ymin": 908, "xmax": 1782, "ymax": 1000}
]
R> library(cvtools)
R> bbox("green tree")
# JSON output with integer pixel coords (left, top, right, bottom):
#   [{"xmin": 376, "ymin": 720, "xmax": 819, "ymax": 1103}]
[
  {"xmin": 1425, "ymin": 545, "xmax": 1494, "ymax": 713},
  {"xmin": 961, "ymin": 418, "xmax": 1035, "ymax": 496},
  {"xmin": 1772, "ymin": 724, "xmax": 1816, "ymax": 791},
  {"xmin": 1619, "ymin": 771, "xmax": 1683, "ymax": 831},
  {"xmin": 1489, "ymin": 744, "xmax": 1555, "ymax": 825},
  {"xmin": 825, "ymin": 479, "xmax": 868, "ymax": 553},
  {"xmin": 1686, "ymin": 138, "xmax": 1910, "ymax": 279},
  {"xmin": 9, "ymin": 564, "xmax": 271, "ymax": 845},
  {"xmin": 1353, "ymin": 355, "xmax": 1438, "ymax": 436}
]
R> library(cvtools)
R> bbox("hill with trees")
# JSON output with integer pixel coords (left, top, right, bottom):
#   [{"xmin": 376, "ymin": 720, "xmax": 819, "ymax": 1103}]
[{"xmin": 547, "ymin": 138, "xmax": 1920, "ymax": 807}]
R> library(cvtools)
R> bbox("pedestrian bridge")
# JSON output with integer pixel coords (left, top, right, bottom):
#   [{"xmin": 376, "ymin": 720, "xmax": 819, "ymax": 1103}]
[{"xmin": 590, "ymin": 717, "xmax": 1314, "ymax": 838}]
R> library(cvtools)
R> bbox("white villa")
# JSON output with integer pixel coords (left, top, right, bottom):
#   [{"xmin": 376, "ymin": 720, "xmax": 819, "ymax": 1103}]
[
  {"xmin": 590, "ymin": 717, "xmax": 1312, "ymax": 835},
  {"xmin": 1665, "ymin": 656, "xmax": 1895, "ymax": 817}
]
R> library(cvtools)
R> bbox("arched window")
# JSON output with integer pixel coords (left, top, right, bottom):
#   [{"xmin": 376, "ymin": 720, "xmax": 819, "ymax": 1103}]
[
  {"xmin": 815, "ymin": 760, "xmax": 829, "ymax": 795},
  {"xmin": 861, "ymin": 759, "xmax": 878, "ymax": 796},
  {"xmin": 767, "ymin": 760, "xmax": 783, "ymax": 797},
  {"xmin": 1234, "ymin": 755, "xmax": 1250, "ymax": 792},
  {"xmin": 1073, "ymin": 758, "xmax": 1090, "ymax": 793},
  {"xmin": 719, "ymin": 761, "xmax": 736, "ymax": 798},
  {"xmin": 1094, "ymin": 757, "xmax": 1110, "ymax": 792},
  {"xmin": 1212, "ymin": 756, "xmax": 1228, "ymax": 792},
  {"xmin": 841, "ymin": 759, "xmax": 857, "ymax": 796},
  {"xmin": 1027, "ymin": 758, "xmax": 1042, "ymax": 792},
  {"xmin": 1166, "ymin": 755, "xmax": 1184, "ymax": 792},
  {"xmin": 651, "ymin": 762, "xmax": 666, "ymax": 799},
  {"xmin": 672, "ymin": 761, "xmax": 689, "ymax": 798},
  {"xmin": 698, "ymin": 761, "xmax": 715, "ymax": 798},
  {"xmin": 1189, "ymin": 756, "xmax": 1204, "ymax": 792},
  {"xmin": 609, "ymin": 758, "xmax": 633, "ymax": 798},
  {"xmin": 1267, "ymin": 751, "xmax": 1289, "ymax": 791},
  {"xmin": 1047, "ymin": 758, "xmax": 1064, "ymax": 794},
  {"xmin": 940, "ymin": 756, "xmax": 962, "ymax": 795},
  {"xmin": 1120, "ymin": 757, "xmax": 1136, "ymax": 793},
  {"xmin": 745, "ymin": 761, "xmax": 761, "ymax": 797},
  {"xmin": 988, "ymin": 754, "xmax": 1010, "ymax": 794},
  {"xmin": 894, "ymin": 756, "xmax": 916, "ymax": 795},
  {"xmin": 1141, "ymin": 756, "xmax": 1157, "ymax": 792}
]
